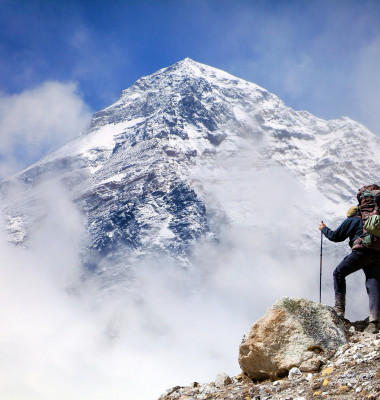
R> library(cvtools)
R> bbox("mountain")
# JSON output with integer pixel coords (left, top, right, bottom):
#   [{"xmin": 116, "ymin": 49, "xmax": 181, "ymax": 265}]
[
  {"xmin": 2, "ymin": 58, "xmax": 380, "ymax": 400},
  {"xmin": 1, "ymin": 58, "xmax": 380, "ymax": 282}
]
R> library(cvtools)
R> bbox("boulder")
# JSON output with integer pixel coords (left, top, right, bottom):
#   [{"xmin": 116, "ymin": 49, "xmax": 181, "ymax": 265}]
[{"xmin": 238, "ymin": 297, "xmax": 347, "ymax": 380}]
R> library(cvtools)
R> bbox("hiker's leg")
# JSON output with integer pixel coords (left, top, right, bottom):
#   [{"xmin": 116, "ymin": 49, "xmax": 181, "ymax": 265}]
[
  {"xmin": 333, "ymin": 250, "xmax": 363, "ymax": 308},
  {"xmin": 367, "ymin": 277, "xmax": 380, "ymax": 322},
  {"xmin": 363, "ymin": 260, "xmax": 380, "ymax": 323}
]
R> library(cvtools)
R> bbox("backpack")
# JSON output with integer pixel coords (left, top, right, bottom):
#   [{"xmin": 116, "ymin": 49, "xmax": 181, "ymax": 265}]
[{"xmin": 352, "ymin": 184, "xmax": 380, "ymax": 250}]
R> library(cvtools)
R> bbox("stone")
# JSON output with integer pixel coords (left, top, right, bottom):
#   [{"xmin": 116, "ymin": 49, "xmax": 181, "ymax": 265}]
[
  {"xmin": 321, "ymin": 367, "xmax": 333, "ymax": 376},
  {"xmin": 311, "ymin": 380, "xmax": 323, "ymax": 390},
  {"xmin": 159, "ymin": 313, "xmax": 380, "ymax": 400},
  {"xmin": 299, "ymin": 358, "xmax": 321, "ymax": 372},
  {"xmin": 238, "ymin": 297, "xmax": 347, "ymax": 380},
  {"xmin": 317, "ymin": 356, "xmax": 328, "ymax": 365},
  {"xmin": 214, "ymin": 372, "xmax": 232, "ymax": 388},
  {"xmin": 336, "ymin": 385, "xmax": 350, "ymax": 394},
  {"xmin": 289, "ymin": 367, "xmax": 302, "ymax": 379}
]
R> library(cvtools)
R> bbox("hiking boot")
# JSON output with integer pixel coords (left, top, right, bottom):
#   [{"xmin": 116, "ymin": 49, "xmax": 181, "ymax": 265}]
[
  {"xmin": 333, "ymin": 304, "xmax": 345, "ymax": 318},
  {"xmin": 365, "ymin": 321, "xmax": 379, "ymax": 334}
]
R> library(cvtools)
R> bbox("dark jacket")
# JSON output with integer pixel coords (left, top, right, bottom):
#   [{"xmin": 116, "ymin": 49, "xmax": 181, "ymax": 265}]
[{"xmin": 322, "ymin": 216, "xmax": 363, "ymax": 248}]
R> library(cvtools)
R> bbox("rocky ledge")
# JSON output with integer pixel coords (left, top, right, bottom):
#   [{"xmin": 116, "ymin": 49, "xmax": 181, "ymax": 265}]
[{"xmin": 158, "ymin": 298, "xmax": 380, "ymax": 400}]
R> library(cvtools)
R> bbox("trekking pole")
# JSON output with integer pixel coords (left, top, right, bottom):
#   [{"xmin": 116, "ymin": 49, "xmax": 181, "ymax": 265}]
[{"xmin": 319, "ymin": 221, "xmax": 323, "ymax": 303}]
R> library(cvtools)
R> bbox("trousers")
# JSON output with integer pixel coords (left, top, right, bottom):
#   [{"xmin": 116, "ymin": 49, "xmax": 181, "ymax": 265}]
[{"xmin": 333, "ymin": 249, "xmax": 380, "ymax": 322}]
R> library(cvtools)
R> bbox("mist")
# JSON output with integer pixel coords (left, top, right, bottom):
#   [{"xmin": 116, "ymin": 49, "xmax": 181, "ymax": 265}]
[
  {"xmin": 0, "ymin": 159, "xmax": 370, "ymax": 399},
  {"xmin": 0, "ymin": 81, "xmax": 92, "ymax": 179}
]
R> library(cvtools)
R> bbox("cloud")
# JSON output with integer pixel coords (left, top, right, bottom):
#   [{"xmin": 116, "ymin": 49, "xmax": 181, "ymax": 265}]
[
  {"xmin": 0, "ymin": 178, "xmax": 246, "ymax": 400},
  {"xmin": 0, "ymin": 152, "xmax": 370, "ymax": 400},
  {"xmin": 189, "ymin": 144, "xmax": 368, "ymax": 321},
  {"xmin": 0, "ymin": 81, "xmax": 92, "ymax": 179},
  {"xmin": 352, "ymin": 34, "xmax": 380, "ymax": 134}
]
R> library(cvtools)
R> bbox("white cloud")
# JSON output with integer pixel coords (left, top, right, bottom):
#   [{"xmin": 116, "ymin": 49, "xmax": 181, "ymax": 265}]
[
  {"xmin": 0, "ymin": 179, "xmax": 243, "ymax": 400},
  {"xmin": 282, "ymin": 55, "xmax": 315, "ymax": 98},
  {"xmin": 0, "ymin": 81, "xmax": 92, "ymax": 179},
  {"xmin": 0, "ymin": 157, "xmax": 369, "ymax": 400},
  {"xmin": 353, "ymin": 34, "xmax": 380, "ymax": 134}
]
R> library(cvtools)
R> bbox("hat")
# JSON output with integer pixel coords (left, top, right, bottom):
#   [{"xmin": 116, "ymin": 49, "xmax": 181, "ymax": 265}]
[{"xmin": 347, "ymin": 206, "xmax": 359, "ymax": 217}]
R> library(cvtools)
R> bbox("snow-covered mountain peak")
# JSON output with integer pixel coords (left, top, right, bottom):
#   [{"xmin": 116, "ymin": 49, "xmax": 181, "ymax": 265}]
[
  {"xmin": 3, "ymin": 59, "xmax": 380, "ymax": 400},
  {"xmin": 2, "ymin": 59, "xmax": 380, "ymax": 278},
  {"xmin": 163, "ymin": 57, "xmax": 259, "ymax": 87},
  {"xmin": 115, "ymin": 57, "xmax": 271, "ymax": 109},
  {"xmin": 135, "ymin": 57, "xmax": 256, "ymax": 87}
]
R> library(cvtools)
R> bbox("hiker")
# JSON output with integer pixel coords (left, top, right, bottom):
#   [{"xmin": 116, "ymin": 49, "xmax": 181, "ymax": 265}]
[{"xmin": 319, "ymin": 205, "xmax": 380, "ymax": 334}]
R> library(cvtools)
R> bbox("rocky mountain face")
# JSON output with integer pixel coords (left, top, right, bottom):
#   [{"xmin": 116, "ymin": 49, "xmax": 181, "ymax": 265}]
[
  {"xmin": 158, "ymin": 298, "xmax": 380, "ymax": 400},
  {"xmin": 1, "ymin": 58, "xmax": 380, "ymax": 280}
]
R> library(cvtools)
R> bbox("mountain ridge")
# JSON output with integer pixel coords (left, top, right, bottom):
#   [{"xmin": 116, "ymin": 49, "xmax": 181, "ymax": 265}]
[{"xmin": 1, "ymin": 58, "xmax": 380, "ymax": 283}]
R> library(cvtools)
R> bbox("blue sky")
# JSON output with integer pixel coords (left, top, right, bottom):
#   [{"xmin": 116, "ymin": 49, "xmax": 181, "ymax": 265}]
[{"xmin": 1, "ymin": 0, "xmax": 380, "ymax": 175}]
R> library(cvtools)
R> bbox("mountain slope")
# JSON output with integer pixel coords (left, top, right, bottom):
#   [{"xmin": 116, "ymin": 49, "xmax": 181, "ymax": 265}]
[{"xmin": 2, "ymin": 58, "xmax": 380, "ymax": 280}]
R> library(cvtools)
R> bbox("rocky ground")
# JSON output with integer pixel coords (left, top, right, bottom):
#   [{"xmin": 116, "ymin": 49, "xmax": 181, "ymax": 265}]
[{"xmin": 157, "ymin": 320, "xmax": 380, "ymax": 400}]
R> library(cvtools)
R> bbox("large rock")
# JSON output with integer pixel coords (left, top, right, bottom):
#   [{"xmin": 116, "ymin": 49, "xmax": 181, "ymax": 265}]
[{"xmin": 238, "ymin": 297, "xmax": 347, "ymax": 380}]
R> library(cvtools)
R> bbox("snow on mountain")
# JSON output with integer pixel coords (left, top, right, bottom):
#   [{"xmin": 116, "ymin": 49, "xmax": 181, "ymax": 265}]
[
  {"xmin": 3, "ymin": 58, "xmax": 380, "ymax": 400},
  {"xmin": 1, "ymin": 58, "xmax": 380, "ymax": 282}
]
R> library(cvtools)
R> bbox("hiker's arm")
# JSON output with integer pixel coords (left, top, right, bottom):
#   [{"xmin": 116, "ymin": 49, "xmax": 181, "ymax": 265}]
[{"xmin": 320, "ymin": 220, "xmax": 350, "ymax": 242}]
